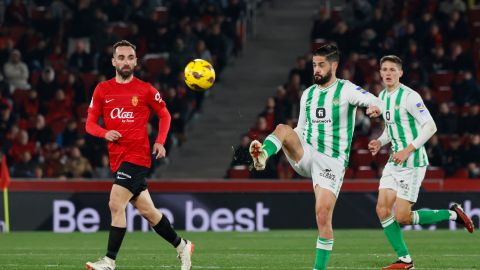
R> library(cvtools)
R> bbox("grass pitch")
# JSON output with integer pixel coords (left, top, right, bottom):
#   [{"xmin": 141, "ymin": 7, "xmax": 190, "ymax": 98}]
[{"xmin": 0, "ymin": 230, "xmax": 478, "ymax": 269}]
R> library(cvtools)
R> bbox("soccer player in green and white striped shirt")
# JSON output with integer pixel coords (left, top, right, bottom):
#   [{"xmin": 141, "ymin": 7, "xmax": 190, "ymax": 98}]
[
  {"xmin": 368, "ymin": 55, "xmax": 474, "ymax": 270},
  {"xmin": 249, "ymin": 44, "xmax": 383, "ymax": 270}
]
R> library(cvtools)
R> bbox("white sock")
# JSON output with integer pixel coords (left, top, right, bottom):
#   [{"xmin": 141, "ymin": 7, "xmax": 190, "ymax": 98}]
[
  {"xmin": 449, "ymin": 210, "xmax": 458, "ymax": 220},
  {"xmin": 399, "ymin": 255, "xmax": 412, "ymax": 263}
]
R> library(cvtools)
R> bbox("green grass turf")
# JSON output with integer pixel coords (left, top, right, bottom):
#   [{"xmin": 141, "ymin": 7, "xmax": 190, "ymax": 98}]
[{"xmin": 0, "ymin": 230, "xmax": 478, "ymax": 269}]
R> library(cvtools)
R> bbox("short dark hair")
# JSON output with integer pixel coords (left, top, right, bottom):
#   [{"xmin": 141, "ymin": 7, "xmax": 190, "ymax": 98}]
[
  {"xmin": 380, "ymin": 55, "xmax": 402, "ymax": 69},
  {"xmin": 112, "ymin": 40, "xmax": 136, "ymax": 55},
  {"xmin": 313, "ymin": 44, "xmax": 340, "ymax": 63}
]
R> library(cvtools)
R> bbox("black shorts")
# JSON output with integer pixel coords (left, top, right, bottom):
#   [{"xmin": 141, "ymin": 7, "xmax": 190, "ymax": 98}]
[{"xmin": 114, "ymin": 162, "xmax": 148, "ymax": 199}]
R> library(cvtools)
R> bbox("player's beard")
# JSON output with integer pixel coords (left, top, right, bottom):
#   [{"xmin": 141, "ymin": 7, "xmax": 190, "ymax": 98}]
[
  {"xmin": 313, "ymin": 69, "xmax": 332, "ymax": 86},
  {"xmin": 117, "ymin": 66, "xmax": 134, "ymax": 80}
]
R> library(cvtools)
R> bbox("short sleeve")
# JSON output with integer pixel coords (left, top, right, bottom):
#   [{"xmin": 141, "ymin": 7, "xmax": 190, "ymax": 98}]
[{"xmin": 406, "ymin": 92, "xmax": 433, "ymax": 126}]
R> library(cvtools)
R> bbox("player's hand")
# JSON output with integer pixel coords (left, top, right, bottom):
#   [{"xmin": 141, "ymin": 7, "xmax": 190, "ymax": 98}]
[
  {"xmin": 152, "ymin": 143, "xmax": 166, "ymax": 159},
  {"xmin": 105, "ymin": 130, "xmax": 122, "ymax": 142},
  {"xmin": 366, "ymin": 105, "xmax": 381, "ymax": 118},
  {"xmin": 391, "ymin": 149, "xmax": 410, "ymax": 165},
  {"xmin": 368, "ymin": 140, "xmax": 381, "ymax": 156}
]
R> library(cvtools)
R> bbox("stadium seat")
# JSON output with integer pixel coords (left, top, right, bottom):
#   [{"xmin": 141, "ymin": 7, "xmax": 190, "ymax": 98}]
[
  {"xmin": 111, "ymin": 23, "xmax": 131, "ymax": 39},
  {"xmin": 143, "ymin": 55, "xmax": 168, "ymax": 79},
  {"xmin": 351, "ymin": 149, "xmax": 373, "ymax": 168},
  {"xmin": 154, "ymin": 7, "xmax": 168, "ymax": 24},
  {"xmin": 228, "ymin": 166, "xmax": 250, "ymax": 179},
  {"xmin": 80, "ymin": 72, "xmax": 98, "ymax": 94},
  {"xmin": 433, "ymin": 87, "xmax": 453, "ymax": 103},
  {"xmin": 452, "ymin": 168, "xmax": 469, "ymax": 178},
  {"xmin": 425, "ymin": 167, "xmax": 445, "ymax": 179},
  {"xmin": 354, "ymin": 166, "xmax": 377, "ymax": 179},
  {"xmin": 351, "ymin": 136, "xmax": 369, "ymax": 150},
  {"xmin": 374, "ymin": 149, "xmax": 390, "ymax": 167},
  {"xmin": 468, "ymin": 8, "xmax": 480, "ymax": 23},
  {"xmin": 431, "ymin": 72, "xmax": 454, "ymax": 89},
  {"xmin": 344, "ymin": 168, "xmax": 354, "ymax": 179}
]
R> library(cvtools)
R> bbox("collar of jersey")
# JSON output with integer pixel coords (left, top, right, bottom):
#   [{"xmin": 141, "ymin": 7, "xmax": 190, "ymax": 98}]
[
  {"xmin": 316, "ymin": 79, "xmax": 338, "ymax": 92},
  {"xmin": 385, "ymin": 84, "xmax": 402, "ymax": 97}
]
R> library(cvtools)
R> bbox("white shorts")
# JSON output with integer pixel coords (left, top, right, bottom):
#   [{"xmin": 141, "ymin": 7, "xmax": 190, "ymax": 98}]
[
  {"xmin": 379, "ymin": 163, "xmax": 426, "ymax": 203},
  {"xmin": 285, "ymin": 131, "xmax": 345, "ymax": 197}
]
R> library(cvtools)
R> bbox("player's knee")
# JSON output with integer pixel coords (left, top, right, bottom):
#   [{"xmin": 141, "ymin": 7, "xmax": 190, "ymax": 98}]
[
  {"xmin": 315, "ymin": 208, "xmax": 331, "ymax": 227},
  {"xmin": 376, "ymin": 204, "xmax": 392, "ymax": 220},
  {"xmin": 395, "ymin": 212, "xmax": 412, "ymax": 225},
  {"xmin": 108, "ymin": 199, "xmax": 124, "ymax": 214}
]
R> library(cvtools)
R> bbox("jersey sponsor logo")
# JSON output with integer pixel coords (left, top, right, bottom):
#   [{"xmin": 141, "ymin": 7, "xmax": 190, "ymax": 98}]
[
  {"xmin": 131, "ymin": 96, "xmax": 138, "ymax": 106},
  {"xmin": 110, "ymin": 107, "xmax": 134, "ymax": 119},
  {"xmin": 319, "ymin": 168, "xmax": 336, "ymax": 181},
  {"xmin": 106, "ymin": 99, "xmax": 115, "ymax": 103},
  {"xmin": 313, "ymin": 108, "xmax": 331, "ymax": 123}
]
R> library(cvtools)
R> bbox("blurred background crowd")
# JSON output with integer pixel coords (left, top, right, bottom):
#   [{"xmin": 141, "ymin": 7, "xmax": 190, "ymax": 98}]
[
  {"xmin": 0, "ymin": 0, "xmax": 251, "ymax": 178},
  {"xmin": 229, "ymin": 0, "xmax": 480, "ymax": 180}
]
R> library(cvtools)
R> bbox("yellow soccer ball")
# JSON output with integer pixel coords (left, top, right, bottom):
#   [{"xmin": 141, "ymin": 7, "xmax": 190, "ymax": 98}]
[{"xmin": 184, "ymin": 59, "xmax": 215, "ymax": 91}]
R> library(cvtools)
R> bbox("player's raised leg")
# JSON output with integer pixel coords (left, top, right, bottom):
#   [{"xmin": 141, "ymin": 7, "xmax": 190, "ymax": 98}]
[
  {"xmin": 131, "ymin": 190, "xmax": 194, "ymax": 270},
  {"xmin": 313, "ymin": 186, "xmax": 336, "ymax": 270},
  {"xmin": 250, "ymin": 124, "xmax": 303, "ymax": 170}
]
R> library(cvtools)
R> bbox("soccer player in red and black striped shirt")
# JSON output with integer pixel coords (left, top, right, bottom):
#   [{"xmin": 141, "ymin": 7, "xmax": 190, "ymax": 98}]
[{"xmin": 85, "ymin": 40, "xmax": 194, "ymax": 270}]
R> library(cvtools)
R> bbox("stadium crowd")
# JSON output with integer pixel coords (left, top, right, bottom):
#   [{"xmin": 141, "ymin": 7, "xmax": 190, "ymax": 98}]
[
  {"xmin": 229, "ymin": 0, "xmax": 480, "ymax": 180},
  {"xmin": 0, "ymin": 0, "xmax": 249, "ymax": 178}
]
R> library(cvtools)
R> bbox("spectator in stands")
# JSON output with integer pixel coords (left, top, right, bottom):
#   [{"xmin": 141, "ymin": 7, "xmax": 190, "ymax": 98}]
[
  {"xmin": 61, "ymin": 119, "xmax": 79, "ymax": 147},
  {"xmin": 460, "ymin": 105, "xmax": 480, "ymax": 134},
  {"xmin": 449, "ymin": 43, "xmax": 476, "ymax": 73},
  {"xmin": 46, "ymin": 89, "xmax": 72, "ymax": 125},
  {"xmin": 436, "ymin": 103, "xmax": 458, "ymax": 134},
  {"xmin": 206, "ymin": 22, "xmax": 231, "ymax": 75},
  {"xmin": 230, "ymin": 134, "xmax": 252, "ymax": 168},
  {"xmin": 9, "ymin": 129, "xmax": 37, "ymax": 163},
  {"xmin": 65, "ymin": 146, "xmax": 93, "ymax": 178},
  {"xmin": 428, "ymin": 45, "xmax": 449, "ymax": 72},
  {"xmin": 289, "ymin": 56, "xmax": 312, "ymax": 87},
  {"xmin": 444, "ymin": 136, "xmax": 465, "ymax": 176},
  {"xmin": 4, "ymin": 0, "xmax": 28, "ymax": 26},
  {"xmin": 3, "ymin": 49, "xmax": 30, "ymax": 92},
  {"xmin": 164, "ymin": 87, "xmax": 187, "ymax": 147},
  {"xmin": 11, "ymin": 152, "xmax": 37, "ymax": 178},
  {"xmin": 274, "ymin": 85, "xmax": 293, "ymax": 120},
  {"xmin": 444, "ymin": 11, "xmax": 469, "ymax": 42},
  {"xmin": 93, "ymin": 154, "xmax": 114, "ymax": 178},
  {"xmin": 169, "ymin": 38, "xmax": 192, "ymax": 75},
  {"xmin": 68, "ymin": 40, "xmax": 94, "ymax": 72},
  {"xmin": 452, "ymin": 71, "xmax": 480, "ymax": 106},
  {"xmin": 259, "ymin": 97, "xmax": 285, "ymax": 132},
  {"xmin": 311, "ymin": 8, "xmax": 334, "ymax": 41},
  {"xmin": 21, "ymin": 89, "xmax": 39, "ymax": 118},
  {"xmin": 248, "ymin": 116, "xmax": 270, "ymax": 142},
  {"xmin": 37, "ymin": 66, "xmax": 58, "ymax": 110},
  {"xmin": 467, "ymin": 163, "xmax": 480, "ymax": 179},
  {"xmin": 425, "ymin": 134, "xmax": 445, "ymax": 167},
  {"xmin": 465, "ymin": 134, "xmax": 480, "ymax": 164},
  {"xmin": 404, "ymin": 60, "xmax": 428, "ymax": 89},
  {"xmin": 28, "ymin": 114, "xmax": 55, "ymax": 145}
]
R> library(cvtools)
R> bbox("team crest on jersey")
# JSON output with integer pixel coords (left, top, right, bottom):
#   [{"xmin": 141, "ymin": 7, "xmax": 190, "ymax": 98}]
[
  {"xmin": 131, "ymin": 96, "xmax": 138, "ymax": 106},
  {"xmin": 332, "ymin": 98, "xmax": 340, "ymax": 106},
  {"xmin": 394, "ymin": 105, "xmax": 400, "ymax": 110}
]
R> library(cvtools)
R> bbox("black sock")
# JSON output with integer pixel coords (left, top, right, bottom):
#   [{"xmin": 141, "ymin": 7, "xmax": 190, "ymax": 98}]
[
  {"xmin": 152, "ymin": 215, "xmax": 182, "ymax": 247},
  {"xmin": 106, "ymin": 226, "xmax": 127, "ymax": 260}
]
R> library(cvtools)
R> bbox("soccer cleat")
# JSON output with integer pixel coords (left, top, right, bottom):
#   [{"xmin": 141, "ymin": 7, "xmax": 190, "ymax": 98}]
[
  {"xmin": 86, "ymin": 256, "xmax": 116, "ymax": 270},
  {"xmin": 249, "ymin": 140, "xmax": 267, "ymax": 170},
  {"xmin": 177, "ymin": 240, "xmax": 194, "ymax": 270},
  {"xmin": 450, "ymin": 203, "xmax": 475, "ymax": 233},
  {"xmin": 381, "ymin": 260, "xmax": 415, "ymax": 269}
]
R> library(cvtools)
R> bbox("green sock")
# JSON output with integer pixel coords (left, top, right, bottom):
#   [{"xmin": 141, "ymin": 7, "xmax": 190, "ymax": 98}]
[
  {"xmin": 412, "ymin": 210, "xmax": 451, "ymax": 225},
  {"xmin": 381, "ymin": 216, "xmax": 409, "ymax": 257},
  {"xmin": 314, "ymin": 237, "xmax": 333, "ymax": 270},
  {"xmin": 262, "ymin": 134, "xmax": 281, "ymax": 157}
]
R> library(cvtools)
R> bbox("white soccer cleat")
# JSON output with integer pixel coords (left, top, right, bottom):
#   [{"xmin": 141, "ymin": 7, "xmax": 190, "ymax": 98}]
[
  {"xmin": 86, "ymin": 256, "xmax": 116, "ymax": 270},
  {"xmin": 249, "ymin": 140, "xmax": 267, "ymax": 170},
  {"xmin": 177, "ymin": 239, "xmax": 194, "ymax": 270}
]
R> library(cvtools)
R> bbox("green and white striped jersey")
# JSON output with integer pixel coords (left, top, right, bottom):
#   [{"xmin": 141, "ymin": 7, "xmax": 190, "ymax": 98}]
[
  {"xmin": 379, "ymin": 84, "xmax": 432, "ymax": 167},
  {"xmin": 295, "ymin": 79, "xmax": 382, "ymax": 167}
]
